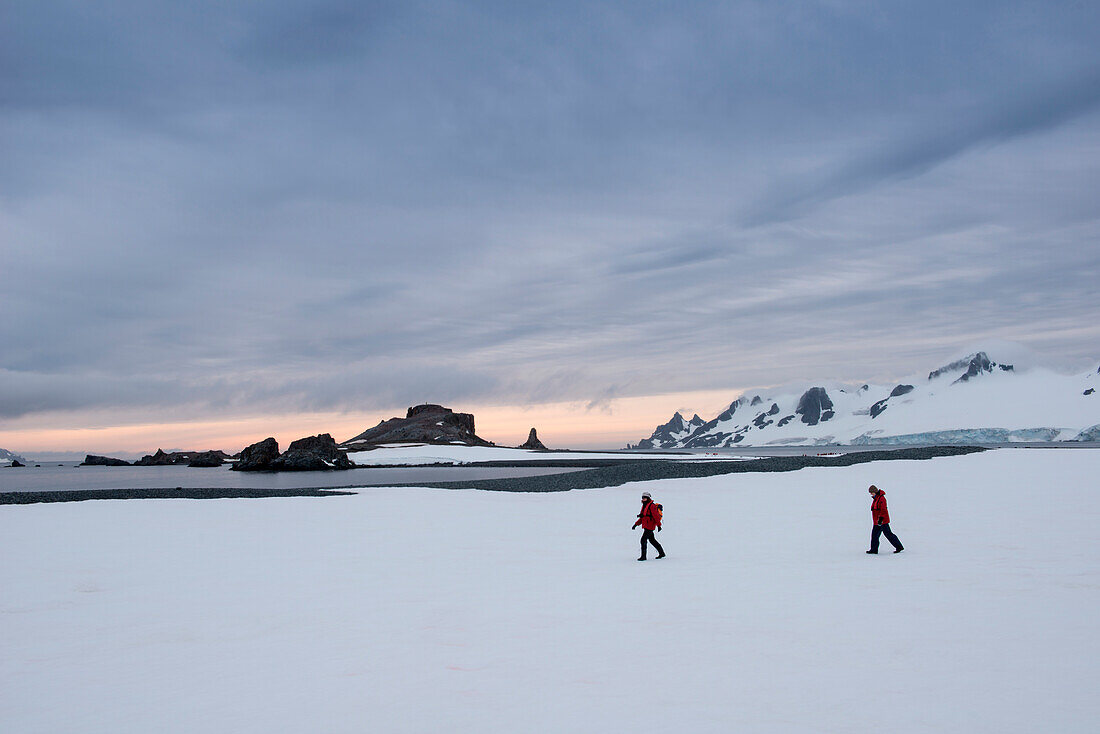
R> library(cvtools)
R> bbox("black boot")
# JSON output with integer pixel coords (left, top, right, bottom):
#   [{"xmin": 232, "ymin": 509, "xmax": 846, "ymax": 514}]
[{"xmin": 637, "ymin": 556, "xmax": 647, "ymax": 561}]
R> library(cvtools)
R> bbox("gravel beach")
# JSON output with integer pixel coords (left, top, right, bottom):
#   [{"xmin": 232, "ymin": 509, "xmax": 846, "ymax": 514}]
[
  {"xmin": 0, "ymin": 446, "xmax": 986, "ymax": 504},
  {"xmin": 415, "ymin": 445, "xmax": 987, "ymax": 492}
]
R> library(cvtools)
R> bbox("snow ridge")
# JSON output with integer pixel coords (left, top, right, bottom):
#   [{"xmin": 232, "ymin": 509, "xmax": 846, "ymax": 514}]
[
  {"xmin": 0, "ymin": 448, "xmax": 28, "ymax": 465},
  {"xmin": 635, "ymin": 352, "xmax": 1099, "ymax": 448}
]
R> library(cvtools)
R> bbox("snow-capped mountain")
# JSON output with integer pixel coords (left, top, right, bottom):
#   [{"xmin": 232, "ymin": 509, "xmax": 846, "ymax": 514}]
[
  {"xmin": 1, "ymin": 448, "xmax": 28, "ymax": 466},
  {"xmin": 634, "ymin": 353, "xmax": 1100, "ymax": 448},
  {"xmin": 640, "ymin": 412, "xmax": 707, "ymax": 448}
]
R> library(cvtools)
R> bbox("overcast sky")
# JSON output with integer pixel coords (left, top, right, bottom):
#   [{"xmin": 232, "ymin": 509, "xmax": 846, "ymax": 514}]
[{"xmin": 2, "ymin": 1, "xmax": 1099, "ymax": 452}]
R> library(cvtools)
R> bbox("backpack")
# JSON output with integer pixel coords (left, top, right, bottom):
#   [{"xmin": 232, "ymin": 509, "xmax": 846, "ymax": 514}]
[{"xmin": 652, "ymin": 502, "xmax": 663, "ymax": 524}]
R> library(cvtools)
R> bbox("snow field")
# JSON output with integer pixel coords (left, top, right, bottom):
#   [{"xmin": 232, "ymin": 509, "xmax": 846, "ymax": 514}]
[{"xmin": 1, "ymin": 449, "xmax": 1098, "ymax": 733}]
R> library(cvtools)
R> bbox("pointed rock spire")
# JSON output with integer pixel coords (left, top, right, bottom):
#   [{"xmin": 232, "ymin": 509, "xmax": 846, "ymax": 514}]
[{"xmin": 518, "ymin": 428, "xmax": 548, "ymax": 451}]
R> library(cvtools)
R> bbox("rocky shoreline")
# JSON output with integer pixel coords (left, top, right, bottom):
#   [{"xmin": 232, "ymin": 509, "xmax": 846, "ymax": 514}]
[
  {"xmin": 414, "ymin": 445, "xmax": 987, "ymax": 492},
  {"xmin": 1, "ymin": 445, "xmax": 985, "ymax": 504},
  {"xmin": 1, "ymin": 487, "xmax": 356, "ymax": 505}
]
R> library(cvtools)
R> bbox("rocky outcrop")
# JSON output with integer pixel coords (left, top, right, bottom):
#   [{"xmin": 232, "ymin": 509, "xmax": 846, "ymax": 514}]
[
  {"xmin": 751, "ymin": 403, "xmax": 781, "ymax": 429},
  {"xmin": 80, "ymin": 455, "xmax": 132, "ymax": 466},
  {"xmin": 232, "ymin": 438, "xmax": 280, "ymax": 471},
  {"xmin": 10, "ymin": 459, "xmax": 25, "ymax": 467},
  {"xmin": 675, "ymin": 400, "xmax": 746, "ymax": 448},
  {"xmin": 717, "ymin": 399, "xmax": 745, "ymax": 422},
  {"xmin": 796, "ymin": 387, "xmax": 834, "ymax": 425},
  {"xmin": 928, "ymin": 352, "xmax": 1013, "ymax": 383},
  {"xmin": 136, "ymin": 449, "xmax": 231, "ymax": 466},
  {"xmin": 342, "ymin": 404, "xmax": 493, "ymax": 449},
  {"xmin": 188, "ymin": 451, "xmax": 225, "ymax": 468},
  {"xmin": 870, "ymin": 384, "xmax": 916, "ymax": 419},
  {"xmin": 518, "ymin": 428, "xmax": 548, "ymax": 451},
  {"xmin": 270, "ymin": 434, "xmax": 354, "ymax": 471},
  {"xmin": 637, "ymin": 411, "xmax": 706, "ymax": 448},
  {"xmin": 1, "ymin": 448, "xmax": 28, "ymax": 464},
  {"xmin": 135, "ymin": 449, "xmax": 177, "ymax": 466}
]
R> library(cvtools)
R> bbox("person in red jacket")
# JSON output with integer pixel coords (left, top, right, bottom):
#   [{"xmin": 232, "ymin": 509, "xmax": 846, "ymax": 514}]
[
  {"xmin": 867, "ymin": 485, "xmax": 904, "ymax": 554},
  {"xmin": 632, "ymin": 492, "xmax": 665, "ymax": 561}
]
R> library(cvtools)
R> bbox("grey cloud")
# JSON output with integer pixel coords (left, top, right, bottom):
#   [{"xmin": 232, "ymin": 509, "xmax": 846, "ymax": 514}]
[
  {"xmin": 742, "ymin": 69, "xmax": 1100, "ymax": 226},
  {"xmin": 605, "ymin": 239, "xmax": 729, "ymax": 278},
  {"xmin": 2, "ymin": 1, "xmax": 1099, "ymax": 436}
]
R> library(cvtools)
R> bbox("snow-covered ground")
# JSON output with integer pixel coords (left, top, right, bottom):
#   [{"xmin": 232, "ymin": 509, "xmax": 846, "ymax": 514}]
[
  {"xmin": 2, "ymin": 449, "xmax": 1098, "ymax": 733},
  {"xmin": 347, "ymin": 444, "xmax": 739, "ymax": 465}
]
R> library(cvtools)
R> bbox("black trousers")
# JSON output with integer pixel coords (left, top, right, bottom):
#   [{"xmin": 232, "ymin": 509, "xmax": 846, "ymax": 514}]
[
  {"xmin": 870, "ymin": 523, "xmax": 903, "ymax": 552},
  {"xmin": 640, "ymin": 529, "xmax": 664, "ymax": 558}
]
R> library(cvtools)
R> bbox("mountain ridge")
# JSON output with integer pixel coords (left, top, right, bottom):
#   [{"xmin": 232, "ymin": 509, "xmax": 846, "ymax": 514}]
[
  {"xmin": 1, "ymin": 448, "xmax": 28, "ymax": 465},
  {"xmin": 634, "ymin": 352, "xmax": 1100, "ymax": 448}
]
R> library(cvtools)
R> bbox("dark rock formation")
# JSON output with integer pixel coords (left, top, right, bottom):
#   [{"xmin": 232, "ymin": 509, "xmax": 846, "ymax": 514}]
[
  {"xmin": 80, "ymin": 455, "xmax": 132, "ymax": 466},
  {"xmin": 716, "ymin": 399, "xmax": 744, "ymax": 422},
  {"xmin": 137, "ymin": 449, "xmax": 230, "ymax": 466},
  {"xmin": 135, "ymin": 449, "xmax": 174, "ymax": 466},
  {"xmin": 269, "ymin": 434, "xmax": 354, "ymax": 471},
  {"xmin": 676, "ymin": 400, "xmax": 748, "ymax": 449},
  {"xmin": 954, "ymin": 353, "xmax": 993, "ymax": 383},
  {"xmin": 10, "ymin": 460, "xmax": 24, "ymax": 467},
  {"xmin": 777, "ymin": 415, "xmax": 795, "ymax": 427},
  {"xmin": 232, "ymin": 438, "xmax": 280, "ymax": 471},
  {"xmin": 682, "ymin": 428, "xmax": 732, "ymax": 448},
  {"xmin": 342, "ymin": 404, "xmax": 493, "ymax": 448},
  {"xmin": 750, "ymin": 395, "xmax": 763, "ymax": 406},
  {"xmin": 1, "ymin": 448, "xmax": 29, "ymax": 465},
  {"xmin": 752, "ymin": 403, "xmax": 782, "ymax": 429},
  {"xmin": 929, "ymin": 352, "xmax": 1013, "ymax": 384},
  {"xmin": 1085, "ymin": 388, "xmax": 1095, "ymax": 396},
  {"xmin": 136, "ymin": 449, "xmax": 184, "ymax": 466},
  {"xmin": 870, "ymin": 384, "xmax": 915, "ymax": 419},
  {"xmin": 649, "ymin": 412, "xmax": 698, "ymax": 441},
  {"xmin": 929, "ymin": 354, "xmax": 980, "ymax": 380},
  {"xmin": 518, "ymin": 428, "xmax": 548, "ymax": 451},
  {"xmin": 796, "ymin": 387, "xmax": 834, "ymax": 425},
  {"xmin": 188, "ymin": 451, "xmax": 225, "ymax": 468}
]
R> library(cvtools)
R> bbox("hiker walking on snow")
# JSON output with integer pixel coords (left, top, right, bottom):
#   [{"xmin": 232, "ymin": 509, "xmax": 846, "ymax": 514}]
[
  {"xmin": 633, "ymin": 492, "xmax": 665, "ymax": 561},
  {"xmin": 866, "ymin": 485, "xmax": 904, "ymax": 554}
]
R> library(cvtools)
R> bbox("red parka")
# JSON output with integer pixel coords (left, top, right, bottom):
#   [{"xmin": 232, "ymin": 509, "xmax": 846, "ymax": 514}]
[
  {"xmin": 871, "ymin": 490, "xmax": 890, "ymax": 525},
  {"xmin": 634, "ymin": 500, "xmax": 662, "ymax": 531}
]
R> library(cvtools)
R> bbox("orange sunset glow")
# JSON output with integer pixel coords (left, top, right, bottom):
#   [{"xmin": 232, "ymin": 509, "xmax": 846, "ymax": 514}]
[{"xmin": 0, "ymin": 390, "xmax": 741, "ymax": 458}]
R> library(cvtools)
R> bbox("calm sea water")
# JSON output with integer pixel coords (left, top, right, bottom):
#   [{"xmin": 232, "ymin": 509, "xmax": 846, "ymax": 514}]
[{"xmin": 0, "ymin": 463, "xmax": 584, "ymax": 494}]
